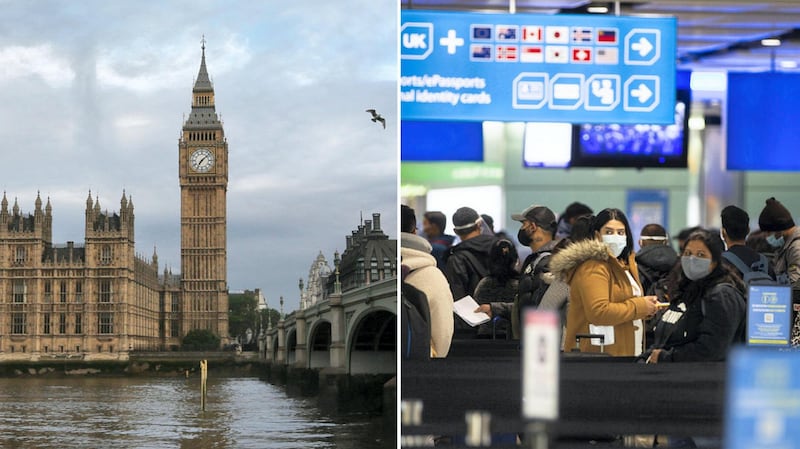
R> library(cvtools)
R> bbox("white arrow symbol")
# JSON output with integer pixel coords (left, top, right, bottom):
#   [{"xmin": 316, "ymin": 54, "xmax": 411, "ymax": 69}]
[
  {"xmin": 631, "ymin": 83, "xmax": 652, "ymax": 103},
  {"xmin": 631, "ymin": 36, "xmax": 653, "ymax": 57}
]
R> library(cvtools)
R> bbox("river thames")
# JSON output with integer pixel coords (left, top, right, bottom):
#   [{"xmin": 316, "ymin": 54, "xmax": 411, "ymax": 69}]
[{"xmin": 0, "ymin": 376, "xmax": 392, "ymax": 448}]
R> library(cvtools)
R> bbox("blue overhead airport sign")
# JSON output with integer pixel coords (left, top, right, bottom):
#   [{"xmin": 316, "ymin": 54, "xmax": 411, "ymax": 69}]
[{"xmin": 401, "ymin": 10, "xmax": 676, "ymax": 124}]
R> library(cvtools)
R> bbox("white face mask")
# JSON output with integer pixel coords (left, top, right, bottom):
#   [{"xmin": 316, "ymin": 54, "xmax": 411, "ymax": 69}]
[{"xmin": 601, "ymin": 234, "xmax": 627, "ymax": 258}]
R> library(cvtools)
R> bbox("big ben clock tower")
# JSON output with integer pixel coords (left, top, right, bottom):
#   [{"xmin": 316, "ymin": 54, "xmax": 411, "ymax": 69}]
[{"xmin": 178, "ymin": 40, "xmax": 229, "ymax": 341}]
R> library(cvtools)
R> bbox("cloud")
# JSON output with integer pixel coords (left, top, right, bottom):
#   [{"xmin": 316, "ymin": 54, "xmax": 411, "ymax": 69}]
[
  {"xmin": 0, "ymin": 0, "xmax": 397, "ymax": 314},
  {"xmin": 0, "ymin": 44, "xmax": 75, "ymax": 88}
]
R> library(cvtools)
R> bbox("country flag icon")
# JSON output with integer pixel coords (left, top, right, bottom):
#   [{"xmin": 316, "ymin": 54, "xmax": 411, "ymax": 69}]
[
  {"xmin": 471, "ymin": 44, "xmax": 492, "ymax": 61},
  {"xmin": 596, "ymin": 47, "xmax": 619, "ymax": 64},
  {"xmin": 571, "ymin": 27, "xmax": 593, "ymax": 43},
  {"xmin": 496, "ymin": 45, "xmax": 518, "ymax": 61},
  {"xmin": 545, "ymin": 26, "xmax": 569, "ymax": 44},
  {"xmin": 571, "ymin": 47, "xmax": 592, "ymax": 63},
  {"xmin": 545, "ymin": 45, "xmax": 568, "ymax": 63},
  {"xmin": 520, "ymin": 46, "xmax": 544, "ymax": 63},
  {"xmin": 597, "ymin": 28, "xmax": 618, "ymax": 44},
  {"xmin": 472, "ymin": 25, "xmax": 492, "ymax": 40},
  {"xmin": 522, "ymin": 26, "xmax": 543, "ymax": 43},
  {"xmin": 496, "ymin": 25, "xmax": 519, "ymax": 41}
]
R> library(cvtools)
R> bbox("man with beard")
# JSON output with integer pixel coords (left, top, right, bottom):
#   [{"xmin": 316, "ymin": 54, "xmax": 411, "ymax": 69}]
[{"xmin": 512, "ymin": 204, "xmax": 559, "ymax": 338}]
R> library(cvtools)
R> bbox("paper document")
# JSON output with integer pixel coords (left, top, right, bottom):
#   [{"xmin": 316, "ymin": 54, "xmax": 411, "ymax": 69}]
[
  {"xmin": 453, "ymin": 296, "xmax": 491, "ymax": 327},
  {"xmin": 588, "ymin": 324, "xmax": 615, "ymax": 346}
]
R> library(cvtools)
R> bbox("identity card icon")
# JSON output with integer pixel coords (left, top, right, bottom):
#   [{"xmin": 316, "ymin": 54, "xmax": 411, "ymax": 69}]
[{"xmin": 513, "ymin": 73, "xmax": 548, "ymax": 109}]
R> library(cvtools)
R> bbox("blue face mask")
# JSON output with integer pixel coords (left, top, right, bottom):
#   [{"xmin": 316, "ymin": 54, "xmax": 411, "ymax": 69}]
[
  {"xmin": 681, "ymin": 256, "xmax": 712, "ymax": 281},
  {"xmin": 766, "ymin": 233, "xmax": 785, "ymax": 248}
]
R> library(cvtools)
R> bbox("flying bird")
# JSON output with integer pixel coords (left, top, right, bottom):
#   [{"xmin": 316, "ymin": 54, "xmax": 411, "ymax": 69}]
[{"xmin": 366, "ymin": 109, "xmax": 385, "ymax": 129}]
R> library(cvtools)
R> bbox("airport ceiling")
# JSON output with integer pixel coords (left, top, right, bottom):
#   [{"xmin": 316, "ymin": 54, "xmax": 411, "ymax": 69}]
[{"xmin": 400, "ymin": 0, "xmax": 800, "ymax": 72}]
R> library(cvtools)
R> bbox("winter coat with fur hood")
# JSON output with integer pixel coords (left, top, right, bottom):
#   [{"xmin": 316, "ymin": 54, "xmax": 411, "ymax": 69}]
[{"xmin": 550, "ymin": 239, "xmax": 654, "ymax": 356}]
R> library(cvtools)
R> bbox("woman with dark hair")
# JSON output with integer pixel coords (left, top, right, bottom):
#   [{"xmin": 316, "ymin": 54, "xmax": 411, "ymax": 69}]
[
  {"xmin": 550, "ymin": 208, "xmax": 660, "ymax": 356},
  {"xmin": 643, "ymin": 229, "xmax": 746, "ymax": 363},
  {"xmin": 473, "ymin": 239, "xmax": 520, "ymax": 339}
]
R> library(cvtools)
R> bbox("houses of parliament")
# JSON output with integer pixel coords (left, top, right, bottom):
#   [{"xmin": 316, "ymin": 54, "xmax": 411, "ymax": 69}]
[{"xmin": 0, "ymin": 45, "xmax": 229, "ymax": 360}]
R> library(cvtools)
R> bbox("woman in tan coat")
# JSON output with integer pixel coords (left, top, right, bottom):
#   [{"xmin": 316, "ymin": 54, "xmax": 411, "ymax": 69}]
[{"xmin": 550, "ymin": 208, "xmax": 660, "ymax": 356}]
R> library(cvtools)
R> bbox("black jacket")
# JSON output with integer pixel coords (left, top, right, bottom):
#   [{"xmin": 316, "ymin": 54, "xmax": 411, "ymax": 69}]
[
  {"xmin": 444, "ymin": 234, "xmax": 497, "ymax": 301},
  {"xmin": 649, "ymin": 282, "xmax": 746, "ymax": 362},
  {"xmin": 635, "ymin": 244, "xmax": 678, "ymax": 296}
]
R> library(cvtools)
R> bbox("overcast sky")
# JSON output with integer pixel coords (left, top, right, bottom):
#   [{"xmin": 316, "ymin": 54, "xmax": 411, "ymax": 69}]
[{"xmin": 0, "ymin": 1, "xmax": 397, "ymax": 312}]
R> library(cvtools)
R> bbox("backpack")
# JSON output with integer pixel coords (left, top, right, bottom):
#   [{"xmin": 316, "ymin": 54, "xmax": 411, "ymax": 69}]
[
  {"xmin": 722, "ymin": 251, "xmax": 773, "ymax": 285},
  {"xmin": 511, "ymin": 251, "xmax": 552, "ymax": 338},
  {"xmin": 453, "ymin": 249, "xmax": 489, "ymax": 298},
  {"xmin": 401, "ymin": 281, "xmax": 431, "ymax": 360}
]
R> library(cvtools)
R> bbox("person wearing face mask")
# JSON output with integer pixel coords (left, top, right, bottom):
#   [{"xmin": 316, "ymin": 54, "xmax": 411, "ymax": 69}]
[
  {"xmin": 550, "ymin": 208, "xmax": 660, "ymax": 356},
  {"xmin": 643, "ymin": 229, "xmax": 746, "ymax": 363},
  {"xmin": 510, "ymin": 204, "xmax": 559, "ymax": 339},
  {"xmin": 758, "ymin": 197, "xmax": 800, "ymax": 345}
]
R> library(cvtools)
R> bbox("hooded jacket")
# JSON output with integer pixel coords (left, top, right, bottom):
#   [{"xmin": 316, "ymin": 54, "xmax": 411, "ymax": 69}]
[
  {"xmin": 635, "ymin": 244, "xmax": 678, "ymax": 296},
  {"xmin": 444, "ymin": 234, "xmax": 498, "ymax": 301},
  {"xmin": 550, "ymin": 239, "xmax": 653, "ymax": 356},
  {"xmin": 649, "ymin": 281, "xmax": 745, "ymax": 362},
  {"xmin": 401, "ymin": 232, "xmax": 454, "ymax": 358}
]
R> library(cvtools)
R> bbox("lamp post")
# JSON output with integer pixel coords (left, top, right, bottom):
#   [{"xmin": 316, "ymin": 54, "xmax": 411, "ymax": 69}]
[
  {"xmin": 298, "ymin": 278, "xmax": 304, "ymax": 309},
  {"xmin": 279, "ymin": 295, "xmax": 284, "ymax": 320}
]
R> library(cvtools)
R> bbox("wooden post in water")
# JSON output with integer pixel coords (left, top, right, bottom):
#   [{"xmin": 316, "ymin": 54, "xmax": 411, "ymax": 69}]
[{"xmin": 200, "ymin": 360, "xmax": 208, "ymax": 411}]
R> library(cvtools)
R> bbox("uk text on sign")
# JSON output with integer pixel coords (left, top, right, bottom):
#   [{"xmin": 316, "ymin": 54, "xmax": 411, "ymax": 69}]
[{"xmin": 401, "ymin": 10, "xmax": 677, "ymax": 124}]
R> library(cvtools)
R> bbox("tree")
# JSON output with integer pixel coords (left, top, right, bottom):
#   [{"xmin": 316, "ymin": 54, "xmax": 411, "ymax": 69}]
[
  {"xmin": 260, "ymin": 308, "xmax": 280, "ymax": 329},
  {"xmin": 229, "ymin": 292, "xmax": 258, "ymax": 345},
  {"xmin": 182, "ymin": 329, "xmax": 220, "ymax": 351}
]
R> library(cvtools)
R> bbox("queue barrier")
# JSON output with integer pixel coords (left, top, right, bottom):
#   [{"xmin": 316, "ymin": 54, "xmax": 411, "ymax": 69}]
[{"xmin": 401, "ymin": 340, "xmax": 726, "ymax": 448}]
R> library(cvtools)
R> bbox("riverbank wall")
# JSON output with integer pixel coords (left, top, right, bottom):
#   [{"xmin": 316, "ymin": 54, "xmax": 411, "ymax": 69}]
[{"xmin": 0, "ymin": 352, "xmax": 261, "ymax": 377}]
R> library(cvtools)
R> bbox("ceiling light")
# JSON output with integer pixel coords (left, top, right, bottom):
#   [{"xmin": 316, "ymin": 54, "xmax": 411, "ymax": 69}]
[
  {"xmin": 587, "ymin": 6, "xmax": 608, "ymax": 13},
  {"xmin": 761, "ymin": 38, "xmax": 781, "ymax": 47},
  {"xmin": 780, "ymin": 60, "xmax": 798, "ymax": 69}
]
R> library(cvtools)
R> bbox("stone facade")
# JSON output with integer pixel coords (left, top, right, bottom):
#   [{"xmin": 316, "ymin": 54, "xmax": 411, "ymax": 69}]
[
  {"xmin": 178, "ymin": 42, "xmax": 229, "ymax": 341},
  {"xmin": 0, "ymin": 45, "xmax": 229, "ymax": 360}
]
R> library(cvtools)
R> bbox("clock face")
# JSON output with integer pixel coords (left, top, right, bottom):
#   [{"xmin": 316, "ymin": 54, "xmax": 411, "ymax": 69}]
[{"xmin": 190, "ymin": 148, "xmax": 215, "ymax": 173}]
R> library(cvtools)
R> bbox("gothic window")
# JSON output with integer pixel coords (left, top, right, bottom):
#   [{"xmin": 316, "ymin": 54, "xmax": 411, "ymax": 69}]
[
  {"xmin": 12, "ymin": 313, "xmax": 26, "ymax": 334},
  {"xmin": 75, "ymin": 281, "xmax": 83, "ymax": 303},
  {"xmin": 15, "ymin": 246, "xmax": 25, "ymax": 265},
  {"xmin": 101, "ymin": 245, "xmax": 112, "ymax": 265},
  {"xmin": 356, "ymin": 257, "xmax": 365, "ymax": 286},
  {"xmin": 370, "ymin": 257, "xmax": 379, "ymax": 282},
  {"xmin": 171, "ymin": 319, "xmax": 180, "ymax": 338},
  {"xmin": 60, "ymin": 281, "xmax": 67, "ymax": 303},
  {"xmin": 13, "ymin": 280, "xmax": 26, "ymax": 303},
  {"xmin": 99, "ymin": 280, "xmax": 112, "ymax": 303},
  {"xmin": 44, "ymin": 280, "xmax": 52, "ymax": 303},
  {"xmin": 59, "ymin": 313, "xmax": 66, "ymax": 334},
  {"xmin": 384, "ymin": 260, "xmax": 394, "ymax": 279},
  {"xmin": 171, "ymin": 293, "xmax": 180, "ymax": 312},
  {"xmin": 43, "ymin": 314, "xmax": 51, "ymax": 334},
  {"xmin": 75, "ymin": 314, "xmax": 82, "ymax": 334},
  {"xmin": 98, "ymin": 313, "xmax": 114, "ymax": 334}
]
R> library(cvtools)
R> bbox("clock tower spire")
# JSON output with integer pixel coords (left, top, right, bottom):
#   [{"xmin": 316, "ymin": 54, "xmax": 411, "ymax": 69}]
[{"xmin": 178, "ymin": 39, "xmax": 229, "ymax": 342}]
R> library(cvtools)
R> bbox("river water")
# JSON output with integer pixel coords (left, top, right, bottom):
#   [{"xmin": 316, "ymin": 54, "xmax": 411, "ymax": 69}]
[{"xmin": 0, "ymin": 376, "xmax": 392, "ymax": 448}]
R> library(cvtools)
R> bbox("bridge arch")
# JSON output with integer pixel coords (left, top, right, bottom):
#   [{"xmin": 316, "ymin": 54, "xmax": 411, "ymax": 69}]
[
  {"xmin": 346, "ymin": 307, "xmax": 396, "ymax": 375},
  {"xmin": 286, "ymin": 329, "xmax": 297, "ymax": 365},
  {"xmin": 308, "ymin": 319, "xmax": 332, "ymax": 369},
  {"xmin": 271, "ymin": 335, "xmax": 279, "ymax": 362}
]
